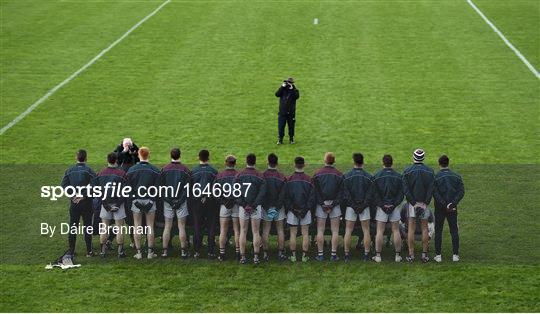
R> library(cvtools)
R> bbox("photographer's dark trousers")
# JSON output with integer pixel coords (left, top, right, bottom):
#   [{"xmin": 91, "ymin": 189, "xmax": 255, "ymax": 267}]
[
  {"xmin": 278, "ymin": 114, "xmax": 295, "ymax": 139},
  {"xmin": 190, "ymin": 198, "xmax": 218, "ymax": 254},
  {"xmin": 434, "ymin": 208, "xmax": 459, "ymax": 255},
  {"xmin": 68, "ymin": 199, "xmax": 93, "ymax": 255}
]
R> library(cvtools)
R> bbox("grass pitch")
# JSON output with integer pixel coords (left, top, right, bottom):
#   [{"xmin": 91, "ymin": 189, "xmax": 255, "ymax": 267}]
[{"xmin": 1, "ymin": 0, "xmax": 539, "ymax": 312}]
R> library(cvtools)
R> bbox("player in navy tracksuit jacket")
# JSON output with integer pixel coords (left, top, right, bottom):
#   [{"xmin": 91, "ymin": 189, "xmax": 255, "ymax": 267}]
[
  {"xmin": 433, "ymin": 155, "xmax": 465, "ymax": 262},
  {"xmin": 402, "ymin": 148, "xmax": 435, "ymax": 263},
  {"xmin": 190, "ymin": 149, "xmax": 219, "ymax": 259},
  {"xmin": 283, "ymin": 156, "xmax": 316, "ymax": 262},
  {"xmin": 312, "ymin": 152, "xmax": 343, "ymax": 261},
  {"xmin": 125, "ymin": 147, "xmax": 161, "ymax": 259},
  {"xmin": 371, "ymin": 154, "xmax": 404, "ymax": 263},
  {"xmin": 341, "ymin": 153, "xmax": 374, "ymax": 261},
  {"xmin": 216, "ymin": 155, "xmax": 240, "ymax": 261},
  {"xmin": 92, "ymin": 152, "xmax": 127, "ymax": 258},
  {"xmin": 61, "ymin": 149, "xmax": 96, "ymax": 257},
  {"xmin": 261, "ymin": 153, "xmax": 287, "ymax": 261},
  {"xmin": 235, "ymin": 154, "xmax": 266, "ymax": 264},
  {"xmin": 160, "ymin": 148, "xmax": 191, "ymax": 258}
]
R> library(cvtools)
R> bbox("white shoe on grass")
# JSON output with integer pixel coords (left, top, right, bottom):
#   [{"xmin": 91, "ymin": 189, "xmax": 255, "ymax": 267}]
[
  {"xmin": 452, "ymin": 254, "xmax": 460, "ymax": 262},
  {"xmin": 147, "ymin": 252, "xmax": 157, "ymax": 259},
  {"xmin": 133, "ymin": 252, "xmax": 142, "ymax": 260},
  {"xmin": 434, "ymin": 255, "xmax": 442, "ymax": 263},
  {"xmin": 372, "ymin": 255, "xmax": 381, "ymax": 263},
  {"xmin": 395, "ymin": 255, "xmax": 402, "ymax": 263}
]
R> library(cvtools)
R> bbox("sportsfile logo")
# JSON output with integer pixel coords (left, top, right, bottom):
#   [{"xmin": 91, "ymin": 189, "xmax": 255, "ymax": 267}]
[{"xmin": 40, "ymin": 182, "xmax": 252, "ymax": 201}]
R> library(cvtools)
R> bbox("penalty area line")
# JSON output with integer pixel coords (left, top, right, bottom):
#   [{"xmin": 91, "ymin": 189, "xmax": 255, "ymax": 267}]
[
  {"xmin": 0, "ymin": 0, "xmax": 171, "ymax": 135},
  {"xmin": 466, "ymin": 0, "xmax": 539, "ymax": 80}
]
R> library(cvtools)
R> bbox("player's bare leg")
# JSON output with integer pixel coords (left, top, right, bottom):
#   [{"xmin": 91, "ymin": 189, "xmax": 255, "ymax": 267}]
[
  {"xmin": 391, "ymin": 222, "xmax": 402, "ymax": 262},
  {"xmin": 115, "ymin": 218, "xmax": 125, "ymax": 257},
  {"xmin": 343, "ymin": 220, "xmax": 355, "ymax": 261},
  {"xmin": 232, "ymin": 217, "xmax": 240, "ymax": 258},
  {"xmin": 374, "ymin": 221, "xmax": 385, "ymax": 262},
  {"xmin": 316, "ymin": 218, "xmax": 326, "ymax": 260},
  {"xmin": 218, "ymin": 217, "xmax": 229, "ymax": 259},
  {"xmin": 360, "ymin": 219, "xmax": 371, "ymax": 260},
  {"xmin": 239, "ymin": 217, "xmax": 249, "ymax": 263},
  {"xmin": 99, "ymin": 218, "xmax": 111, "ymax": 257},
  {"xmin": 145, "ymin": 212, "xmax": 156, "ymax": 259},
  {"xmin": 289, "ymin": 226, "xmax": 298, "ymax": 261},
  {"xmin": 276, "ymin": 219, "xmax": 285, "ymax": 259},
  {"xmin": 161, "ymin": 217, "xmax": 173, "ymax": 257},
  {"xmin": 132, "ymin": 212, "xmax": 143, "ymax": 259},
  {"xmin": 407, "ymin": 217, "xmax": 416, "ymax": 261},
  {"xmin": 178, "ymin": 217, "xmax": 188, "ymax": 258},
  {"xmin": 251, "ymin": 218, "xmax": 261, "ymax": 264},
  {"xmin": 421, "ymin": 219, "xmax": 429, "ymax": 262},
  {"xmin": 330, "ymin": 217, "xmax": 340, "ymax": 261},
  {"xmin": 301, "ymin": 224, "xmax": 310, "ymax": 262},
  {"xmin": 262, "ymin": 220, "xmax": 272, "ymax": 259}
]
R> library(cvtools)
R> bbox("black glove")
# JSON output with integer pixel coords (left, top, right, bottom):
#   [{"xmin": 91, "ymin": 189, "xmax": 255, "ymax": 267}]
[
  {"xmin": 383, "ymin": 204, "xmax": 395, "ymax": 214},
  {"xmin": 446, "ymin": 202, "xmax": 456, "ymax": 212},
  {"xmin": 169, "ymin": 199, "xmax": 183, "ymax": 210},
  {"xmin": 134, "ymin": 201, "xmax": 154, "ymax": 213},
  {"xmin": 292, "ymin": 208, "xmax": 302, "ymax": 218},
  {"xmin": 223, "ymin": 198, "xmax": 235, "ymax": 209},
  {"xmin": 353, "ymin": 202, "xmax": 367, "ymax": 214},
  {"xmin": 414, "ymin": 206, "xmax": 425, "ymax": 217},
  {"xmin": 300, "ymin": 209, "xmax": 309, "ymax": 219},
  {"xmin": 244, "ymin": 205, "xmax": 254, "ymax": 215}
]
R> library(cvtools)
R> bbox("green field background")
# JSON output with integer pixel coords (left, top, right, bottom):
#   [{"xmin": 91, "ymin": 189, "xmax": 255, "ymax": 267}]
[{"xmin": 1, "ymin": 0, "xmax": 539, "ymax": 312}]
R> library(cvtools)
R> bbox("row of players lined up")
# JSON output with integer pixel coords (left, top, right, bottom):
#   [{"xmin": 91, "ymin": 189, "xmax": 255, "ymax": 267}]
[{"xmin": 61, "ymin": 144, "xmax": 465, "ymax": 264}]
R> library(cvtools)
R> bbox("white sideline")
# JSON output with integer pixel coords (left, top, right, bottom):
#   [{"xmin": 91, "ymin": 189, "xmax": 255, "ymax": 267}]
[
  {"xmin": 466, "ymin": 0, "xmax": 539, "ymax": 79},
  {"xmin": 0, "ymin": 0, "xmax": 171, "ymax": 135}
]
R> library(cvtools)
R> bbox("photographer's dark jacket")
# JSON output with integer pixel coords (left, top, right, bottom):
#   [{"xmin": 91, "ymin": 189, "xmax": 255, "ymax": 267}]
[
  {"xmin": 161, "ymin": 161, "xmax": 191, "ymax": 205},
  {"xmin": 341, "ymin": 167, "xmax": 374, "ymax": 209},
  {"xmin": 114, "ymin": 143, "xmax": 140, "ymax": 170},
  {"xmin": 402, "ymin": 163, "xmax": 435, "ymax": 205},
  {"xmin": 283, "ymin": 171, "xmax": 316, "ymax": 216},
  {"xmin": 214, "ymin": 168, "xmax": 238, "ymax": 206},
  {"xmin": 312, "ymin": 165, "xmax": 343, "ymax": 205},
  {"xmin": 235, "ymin": 167, "xmax": 266, "ymax": 208},
  {"xmin": 191, "ymin": 163, "xmax": 218, "ymax": 201},
  {"xmin": 61, "ymin": 162, "xmax": 96, "ymax": 201},
  {"xmin": 262, "ymin": 168, "xmax": 287, "ymax": 209},
  {"xmin": 372, "ymin": 167, "xmax": 404, "ymax": 208},
  {"xmin": 126, "ymin": 161, "xmax": 160, "ymax": 201},
  {"xmin": 275, "ymin": 85, "xmax": 300, "ymax": 116},
  {"xmin": 92, "ymin": 166, "xmax": 126, "ymax": 206},
  {"xmin": 433, "ymin": 168, "xmax": 465, "ymax": 210}
]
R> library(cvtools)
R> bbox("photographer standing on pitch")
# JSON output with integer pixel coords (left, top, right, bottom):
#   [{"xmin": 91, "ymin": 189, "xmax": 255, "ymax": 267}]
[
  {"xmin": 115, "ymin": 138, "xmax": 139, "ymax": 171},
  {"xmin": 275, "ymin": 77, "xmax": 299, "ymax": 144}
]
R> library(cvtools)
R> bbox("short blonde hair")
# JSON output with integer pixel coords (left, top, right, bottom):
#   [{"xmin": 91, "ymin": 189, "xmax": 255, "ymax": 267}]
[
  {"xmin": 324, "ymin": 152, "xmax": 335, "ymax": 165},
  {"xmin": 139, "ymin": 147, "xmax": 150, "ymax": 160}
]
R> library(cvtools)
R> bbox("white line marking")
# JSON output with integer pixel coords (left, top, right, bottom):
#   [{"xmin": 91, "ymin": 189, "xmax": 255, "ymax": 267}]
[
  {"xmin": 0, "ymin": 0, "xmax": 171, "ymax": 135},
  {"xmin": 313, "ymin": 18, "xmax": 319, "ymax": 25},
  {"xmin": 467, "ymin": 0, "xmax": 539, "ymax": 79}
]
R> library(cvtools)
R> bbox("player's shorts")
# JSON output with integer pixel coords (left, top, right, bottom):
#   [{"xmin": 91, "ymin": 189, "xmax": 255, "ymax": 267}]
[
  {"xmin": 163, "ymin": 201, "xmax": 189, "ymax": 219},
  {"xmin": 315, "ymin": 205, "xmax": 341, "ymax": 219},
  {"xmin": 375, "ymin": 207, "xmax": 401, "ymax": 223},
  {"xmin": 287, "ymin": 211, "xmax": 312, "ymax": 226},
  {"xmin": 261, "ymin": 207, "xmax": 286, "ymax": 222},
  {"xmin": 239, "ymin": 205, "xmax": 262, "ymax": 220},
  {"xmin": 219, "ymin": 204, "xmax": 239, "ymax": 218},
  {"xmin": 100, "ymin": 204, "xmax": 126, "ymax": 220},
  {"xmin": 130, "ymin": 199, "xmax": 157, "ymax": 214},
  {"xmin": 344, "ymin": 207, "xmax": 370, "ymax": 222},
  {"xmin": 407, "ymin": 203, "xmax": 431, "ymax": 220}
]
